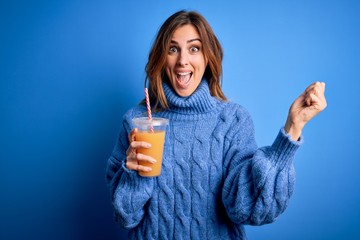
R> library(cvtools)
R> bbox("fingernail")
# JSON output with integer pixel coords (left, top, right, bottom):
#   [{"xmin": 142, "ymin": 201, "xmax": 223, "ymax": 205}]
[
  {"xmin": 151, "ymin": 158, "xmax": 157, "ymax": 163},
  {"xmin": 145, "ymin": 143, "xmax": 151, "ymax": 148}
]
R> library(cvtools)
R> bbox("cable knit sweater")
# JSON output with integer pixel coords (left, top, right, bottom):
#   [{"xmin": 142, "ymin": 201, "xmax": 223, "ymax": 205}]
[{"xmin": 106, "ymin": 80, "xmax": 303, "ymax": 240}]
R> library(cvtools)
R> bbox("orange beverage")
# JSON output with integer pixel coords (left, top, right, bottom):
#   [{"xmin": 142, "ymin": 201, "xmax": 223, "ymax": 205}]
[
  {"xmin": 135, "ymin": 130, "xmax": 166, "ymax": 177},
  {"xmin": 132, "ymin": 117, "xmax": 169, "ymax": 177}
]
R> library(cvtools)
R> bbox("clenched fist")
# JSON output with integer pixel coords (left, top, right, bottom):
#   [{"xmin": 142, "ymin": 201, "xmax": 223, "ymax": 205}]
[{"xmin": 285, "ymin": 81, "xmax": 327, "ymax": 140}]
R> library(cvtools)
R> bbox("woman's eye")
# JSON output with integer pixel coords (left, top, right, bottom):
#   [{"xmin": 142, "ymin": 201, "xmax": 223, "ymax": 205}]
[
  {"xmin": 190, "ymin": 46, "xmax": 199, "ymax": 53},
  {"xmin": 169, "ymin": 46, "xmax": 178, "ymax": 53}
]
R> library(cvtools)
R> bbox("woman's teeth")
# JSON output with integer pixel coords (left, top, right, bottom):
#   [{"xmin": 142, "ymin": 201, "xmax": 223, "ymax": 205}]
[{"xmin": 176, "ymin": 72, "xmax": 191, "ymax": 83}]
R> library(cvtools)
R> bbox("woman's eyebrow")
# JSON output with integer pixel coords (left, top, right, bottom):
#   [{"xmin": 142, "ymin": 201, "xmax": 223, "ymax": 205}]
[
  {"xmin": 170, "ymin": 38, "xmax": 202, "ymax": 44},
  {"xmin": 187, "ymin": 38, "xmax": 202, "ymax": 43}
]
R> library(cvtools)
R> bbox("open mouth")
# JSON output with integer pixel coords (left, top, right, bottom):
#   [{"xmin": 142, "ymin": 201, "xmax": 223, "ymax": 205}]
[{"xmin": 176, "ymin": 72, "xmax": 192, "ymax": 88}]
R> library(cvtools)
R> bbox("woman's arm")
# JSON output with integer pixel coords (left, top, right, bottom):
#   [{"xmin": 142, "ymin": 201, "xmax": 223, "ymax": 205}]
[
  {"xmin": 106, "ymin": 116, "xmax": 155, "ymax": 229},
  {"xmin": 222, "ymin": 82, "xmax": 326, "ymax": 225},
  {"xmin": 222, "ymin": 124, "xmax": 301, "ymax": 225}
]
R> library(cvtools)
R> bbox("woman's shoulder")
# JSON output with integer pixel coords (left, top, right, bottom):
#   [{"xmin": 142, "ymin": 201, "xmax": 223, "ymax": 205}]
[
  {"xmin": 221, "ymin": 100, "xmax": 252, "ymax": 120},
  {"xmin": 216, "ymin": 100, "xmax": 255, "ymax": 141},
  {"xmin": 123, "ymin": 104, "xmax": 147, "ymax": 121}
]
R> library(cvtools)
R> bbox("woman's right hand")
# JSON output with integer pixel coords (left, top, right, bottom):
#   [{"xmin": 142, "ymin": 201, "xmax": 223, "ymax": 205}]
[{"xmin": 125, "ymin": 128, "xmax": 156, "ymax": 172}]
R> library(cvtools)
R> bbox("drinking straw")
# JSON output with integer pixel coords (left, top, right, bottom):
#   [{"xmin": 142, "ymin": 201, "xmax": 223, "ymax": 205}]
[{"xmin": 144, "ymin": 88, "xmax": 154, "ymax": 132}]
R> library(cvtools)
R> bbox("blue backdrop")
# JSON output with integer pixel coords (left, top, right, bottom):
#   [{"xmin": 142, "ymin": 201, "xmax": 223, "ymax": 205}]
[{"xmin": 1, "ymin": 0, "xmax": 360, "ymax": 239}]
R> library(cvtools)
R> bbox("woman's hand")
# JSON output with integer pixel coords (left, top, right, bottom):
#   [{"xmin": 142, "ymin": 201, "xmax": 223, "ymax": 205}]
[
  {"xmin": 285, "ymin": 81, "xmax": 327, "ymax": 140},
  {"xmin": 125, "ymin": 128, "xmax": 156, "ymax": 172}
]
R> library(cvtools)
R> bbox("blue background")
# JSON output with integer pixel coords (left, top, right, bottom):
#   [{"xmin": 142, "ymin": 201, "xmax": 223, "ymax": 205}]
[{"xmin": 1, "ymin": 0, "xmax": 359, "ymax": 239}]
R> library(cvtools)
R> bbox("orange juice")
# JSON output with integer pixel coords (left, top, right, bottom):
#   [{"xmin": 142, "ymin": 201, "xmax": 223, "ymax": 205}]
[{"xmin": 135, "ymin": 130, "xmax": 166, "ymax": 177}]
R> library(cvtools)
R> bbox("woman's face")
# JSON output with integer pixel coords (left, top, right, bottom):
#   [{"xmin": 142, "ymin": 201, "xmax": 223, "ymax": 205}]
[{"xmin": 165, "ymin": 24, "xmax": 207, "ymax": 97}]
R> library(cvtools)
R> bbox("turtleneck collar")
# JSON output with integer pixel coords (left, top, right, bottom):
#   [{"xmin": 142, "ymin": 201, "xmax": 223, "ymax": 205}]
[{"xmin": 162, "ymin": 79, "xmax": 218, "ymax": 115}]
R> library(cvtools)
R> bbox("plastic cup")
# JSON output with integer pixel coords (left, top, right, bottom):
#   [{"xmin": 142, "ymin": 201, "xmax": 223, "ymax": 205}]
[{"xmin": 132, "ymin": 117, "xmax": 169, "ymax": 177}]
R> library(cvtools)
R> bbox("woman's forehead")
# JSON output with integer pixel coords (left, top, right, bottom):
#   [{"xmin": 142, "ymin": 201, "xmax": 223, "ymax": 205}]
[{"xmin": 171, "ymin": 24, "xmax": 201, "ymax": 41}]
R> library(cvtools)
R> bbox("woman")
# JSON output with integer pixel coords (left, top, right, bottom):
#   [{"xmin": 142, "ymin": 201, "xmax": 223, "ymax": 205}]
[{"xmin": 106, "ymin": 10, "xmax": 327, "ymax": 239}]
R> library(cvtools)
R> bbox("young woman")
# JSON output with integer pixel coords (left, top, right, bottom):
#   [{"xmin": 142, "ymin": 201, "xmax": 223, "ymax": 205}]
[{"xmin": 106, "ymin": 10, "xmax": 327, "ymax": 239}]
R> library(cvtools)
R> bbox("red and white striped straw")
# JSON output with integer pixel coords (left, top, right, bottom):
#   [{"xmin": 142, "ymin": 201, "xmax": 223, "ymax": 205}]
[{"xmin": 144, "ymin": 88, "xmax": 154, "ymax": 132}]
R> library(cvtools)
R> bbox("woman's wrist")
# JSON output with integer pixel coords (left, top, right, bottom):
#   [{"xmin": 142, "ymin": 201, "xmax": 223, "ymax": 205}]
[{"xmin": 284, "ymin": 118, "xmax": 304, "ymax": 141}]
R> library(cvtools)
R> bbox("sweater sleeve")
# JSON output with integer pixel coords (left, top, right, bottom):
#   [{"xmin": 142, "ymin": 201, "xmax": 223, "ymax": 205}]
[
  {"xmin": 106, "ymin": 114, "xmax": 155, "ymax": 229},
  {"xmin": 221, "ymin": 107, "xmax": 302, "ymax": 226}
]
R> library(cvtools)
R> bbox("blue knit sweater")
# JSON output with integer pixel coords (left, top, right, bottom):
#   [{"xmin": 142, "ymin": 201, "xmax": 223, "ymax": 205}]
[{"xmin": 106, "ymin": 80, "xmax": 302, "ymax": 239}]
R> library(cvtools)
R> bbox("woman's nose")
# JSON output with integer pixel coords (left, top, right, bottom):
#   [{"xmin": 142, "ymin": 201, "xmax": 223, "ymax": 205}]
[{"xmin": 177, "ymin": 51, "xmax": 189, "ymax": 66}]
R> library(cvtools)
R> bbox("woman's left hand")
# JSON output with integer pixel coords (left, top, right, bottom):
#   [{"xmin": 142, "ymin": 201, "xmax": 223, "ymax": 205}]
[{"xmin": 285, "ymin": 81, "xmax": 327, "ymax": 140}]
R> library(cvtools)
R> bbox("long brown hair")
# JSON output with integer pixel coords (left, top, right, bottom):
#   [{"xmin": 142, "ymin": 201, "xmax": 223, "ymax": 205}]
[{"xmin": 144, "ymin": 10, "xmax": 226, "ymax": 111}]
